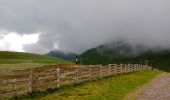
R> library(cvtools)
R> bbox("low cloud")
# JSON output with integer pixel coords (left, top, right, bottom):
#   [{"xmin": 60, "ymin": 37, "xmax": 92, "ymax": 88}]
[
  {"xmin": 0, "ymin": 31, "xmax": 39, "ymax": 52},
  {"xmin": 0, "ymin": 0, "xmax": 170, "ymax": 54}
]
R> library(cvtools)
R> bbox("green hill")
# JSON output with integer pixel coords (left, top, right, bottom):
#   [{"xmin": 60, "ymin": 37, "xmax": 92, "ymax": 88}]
[
  {"xmin": 80, "ymin": 41, "xmax": 170, "ymax": 72},
  {"xmin": 0, "ymin": 51, "xmax": 73, "ymax": 72}
]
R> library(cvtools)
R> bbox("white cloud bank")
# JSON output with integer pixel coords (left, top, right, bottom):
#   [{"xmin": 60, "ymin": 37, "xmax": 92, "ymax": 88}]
[{"xmin": 0, "ymin": 31, "xmax": 39, "ymax": 52}]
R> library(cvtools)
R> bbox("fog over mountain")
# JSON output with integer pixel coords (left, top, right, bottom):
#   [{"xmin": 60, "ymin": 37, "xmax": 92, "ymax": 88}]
[{"xmin": 0, "ymin": 0, "xmax": 170, "ymax": 54}]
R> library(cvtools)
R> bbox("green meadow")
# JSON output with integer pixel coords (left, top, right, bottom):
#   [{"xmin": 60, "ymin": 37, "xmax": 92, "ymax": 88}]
[{"xmin": 0, "ymin": 51, "xmax": 73, "ymax": 72}]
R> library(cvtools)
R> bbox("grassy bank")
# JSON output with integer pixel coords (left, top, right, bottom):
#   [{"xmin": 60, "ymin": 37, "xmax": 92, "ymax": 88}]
[{"xmin": 16, "ymin": 70, "xmax": 161, "ymax": 100}]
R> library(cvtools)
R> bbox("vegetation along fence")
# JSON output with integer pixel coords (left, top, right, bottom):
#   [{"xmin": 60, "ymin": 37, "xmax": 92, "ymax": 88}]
[{"xmin": 0, "ymin": 64, "xmax": 158, "ymax": 98}]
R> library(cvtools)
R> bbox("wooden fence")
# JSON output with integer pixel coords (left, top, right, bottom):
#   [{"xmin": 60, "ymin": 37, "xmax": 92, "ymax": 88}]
[{"xmin": 0, "ymin": 64, "xmax": 157, "ymax": 98}]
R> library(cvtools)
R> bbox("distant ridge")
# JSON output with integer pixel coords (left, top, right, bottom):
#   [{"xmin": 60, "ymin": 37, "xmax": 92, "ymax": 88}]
[
  {"xmin": 46, "ymin": 50, "xmax": 76, "ymax": 60},
  {"xmin": 79, "ymin": 41, "xmax": 170, "ymax": 72}
]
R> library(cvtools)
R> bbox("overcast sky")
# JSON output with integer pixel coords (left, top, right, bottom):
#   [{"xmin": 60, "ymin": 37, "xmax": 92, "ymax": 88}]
[{"xmin": 0, "ymin": 0, "xmax": 170, "ymax": 54}]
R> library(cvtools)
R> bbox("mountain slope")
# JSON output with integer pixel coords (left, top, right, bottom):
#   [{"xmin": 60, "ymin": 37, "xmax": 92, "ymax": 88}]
[
  {"xmin": 46, "ymin": 50, "xmax": 76, "ymax": 60},
  {"xmin": 0, "ymin": 51, "xmax": 72, "ymax": 64},
  {"xmin": 80, "ymin": 41, "xmax": 170, "ymax": 72}
]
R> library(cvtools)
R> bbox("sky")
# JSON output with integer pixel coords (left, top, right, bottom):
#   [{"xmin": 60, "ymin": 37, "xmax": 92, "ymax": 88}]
[{"xmin": 0, "ymin": 0, "xmax": 170, "ymax": 54}]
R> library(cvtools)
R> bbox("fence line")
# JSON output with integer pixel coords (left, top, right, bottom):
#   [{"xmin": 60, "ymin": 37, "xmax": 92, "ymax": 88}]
[{"xmin": 0, "ymin": 64, "xmax": 158, "ymax": 98}]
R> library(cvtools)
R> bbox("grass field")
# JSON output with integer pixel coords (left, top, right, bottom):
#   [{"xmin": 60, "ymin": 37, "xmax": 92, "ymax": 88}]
[
  {"xmin": 0, "ymin": 51, "xmax": 73, "ymax": 72},
  {"xmin": 15, "ymin": 70, "xmax": 161, "ymax": 100},
  {"xmin": 0, "ymin": 51, "xmax": 162, "ymax": 100}
]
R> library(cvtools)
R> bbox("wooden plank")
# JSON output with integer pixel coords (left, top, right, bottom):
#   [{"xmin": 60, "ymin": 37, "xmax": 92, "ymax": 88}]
[
  {"xmin": 33, "ymin": 81, "xmax": 57, "ymax": 89},
  {"xmin": 79, "ymin": 74, "xmax": 90, "ymax": 79},
  {"xmin": 34, "ymin": 76, "xmax": 55, "ymax": 82},
  {"xmin": 78, "ymin": 68, "xmax": 89, "ymax": 72},
  {"xmin": 34, "ymin": 72, "xmax": 56, "ymax": 77},
  {"xmin": 0, "ymin": 84, "xmax": 28, "ymax": 92},
  {"xmin": 0, "ymin": 71, "xmax": 29, "ymax": 77},
  {"xmin": 61, "ymin": 71, "xmax": 76, "ymax": 76},
  {"xmin": 79, "ymin": 71, "xmax": 90, "ymax": 76},
  {"xmin": 100, "ymin": 65, "xmax": 103, "ymax": 78},
  {"xmin": 34, "ymin": 68, "xmax": 57, "ymax": 73},
  {"xmin": 62, "ymin": 80, "xmax": 75, "ymax": 86},
  {"xmin": 60, "ymin": 76, "xmax": 75, "ymax": 81},
  {"xmin": 0, "ymin": 78, "xmax": 29, "ymax": 84},
  {"xmin": 91, "ymin": 74, "xmax": 100, "ymax": 78},
  {"xmin": 79, "ymin": 78, "xmax": 90, "ymax": 83},
  {"xmin": 0, "ymin": 90, "xmax": 29, "ymax": 97},
  {"xmin": 0, "ymin": 85, "xmax": 28, "ymax": 94}
]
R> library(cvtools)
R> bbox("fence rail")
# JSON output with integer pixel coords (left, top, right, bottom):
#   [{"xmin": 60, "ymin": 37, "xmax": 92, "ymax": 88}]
[{"xmin": 0, "ymin": 64, "xmax": 157, "ymax": 98}]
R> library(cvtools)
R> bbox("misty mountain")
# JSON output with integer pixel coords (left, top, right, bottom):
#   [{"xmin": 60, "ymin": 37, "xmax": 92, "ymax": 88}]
[
  {"xmin": 79, "ymin": 40, "xmax": 170, "ymax": 72},
  {"xmin": 46, "ymin": 50, "xmax": 76, "ymax": 60}
]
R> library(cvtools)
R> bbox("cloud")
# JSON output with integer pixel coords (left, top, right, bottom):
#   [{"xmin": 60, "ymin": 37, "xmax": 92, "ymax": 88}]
[
  {"xmin": 0, "ymin": 0, "xmax": 170, "ymax": 54},
  {"xmin": 0, "ymin": 31, "xmax": 39, "ymax": 52}
]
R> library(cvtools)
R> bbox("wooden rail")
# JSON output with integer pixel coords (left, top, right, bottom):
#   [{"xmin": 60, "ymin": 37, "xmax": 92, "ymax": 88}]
[{"xmin": 0, "ymin": 64, "xmax": 157, "ymax": 98}]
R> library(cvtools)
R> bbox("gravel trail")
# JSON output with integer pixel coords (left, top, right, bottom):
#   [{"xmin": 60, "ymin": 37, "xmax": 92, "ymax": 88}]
[{"xmin": 125, "ymin": 72, "xmax": 170, "ymax": 100}]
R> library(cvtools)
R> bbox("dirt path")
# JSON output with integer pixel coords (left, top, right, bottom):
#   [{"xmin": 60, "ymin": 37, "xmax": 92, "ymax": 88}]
[{"xmin": 124, "ymin": 72, "xmax": 170, "ymax": 100}]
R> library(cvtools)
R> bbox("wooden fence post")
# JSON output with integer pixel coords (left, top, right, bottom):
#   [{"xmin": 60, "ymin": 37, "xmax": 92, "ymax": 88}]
[
  {"xmin": 133, "ymin": 64, "xmax": 135, "ymax": 72},
  {"xmin": 128, "ymin": 64, "xmax": 131, "ymax": 72},
  {"xmin": 145, "ymin": 65, "xmax": 147, "ymax": 70},
  {"xmin": 141, "ymin": 64, "xmax": 143, "ymax": 70},
  {"xmin": 135, "ymin": 64, "xmax": 137, "ymax": 71},
  {"xmin": 100, "ymin": 65, "xmax": 103, "ymax": 78},
  {"xmin": 29, "ymin": 70, "xmax": 33, "ymax": 94},
  {"xmin": 89, "ymin": 65, "xmax": 92, "ymax": 80},
  {"xmin": 125, "ymin": 64, "xmax": 127, "ymax": 73},
  {"xmin": 143, "ymin": 65, "xmax": 145, "ymax": 70},
  {"xmin": 108, "ymin": 64, "xmax": 111, "ymax": 76},
  {"xmin": 56, "ymin": 68, "xmax": 60, "ymax": 88},
  {"xmin": 115, "ymin": 64, "xmax": 117, "ymax": 75},
  {"xmin": 138, "ymin": 64, "xmax": 141, "ymax": 70},
  {"xmin": 127, "ymin": 64, "xmax": 129, "ymax": 72},
  {"xmin": 127, "ymin": 64, "xmax": 129, "ymax": 73},
  {"xmin": 133, "ymin": 64, "xmax": 135, "ymax": 71},
  {"xmin": 120, "ymin": 64, "xmax": 123, "ymax": 74},
  {"xmin": 75, "ymin": 68, "xmax": 79, "ymax": 84},
  {"xmin": 151, "ymin": 66, "xmax": 153, "ymax": 70},
  {"xmin": 146, "ymin": 65, "xmax": 147, "ymax": 70}
]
